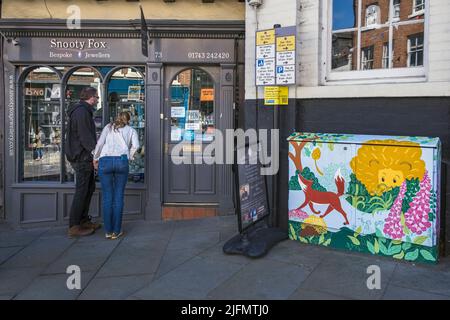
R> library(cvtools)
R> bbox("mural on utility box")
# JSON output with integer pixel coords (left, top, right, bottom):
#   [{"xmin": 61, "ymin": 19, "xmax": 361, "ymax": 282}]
[{"xmin": 288, "ymin": 132, "xmax": 441, "ymax": 263}]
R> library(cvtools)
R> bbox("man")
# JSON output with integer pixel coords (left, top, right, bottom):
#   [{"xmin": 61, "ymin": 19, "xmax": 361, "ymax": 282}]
[{"xmin": 65, "ymin": 87, "xmax": 102, "ymax": 237}]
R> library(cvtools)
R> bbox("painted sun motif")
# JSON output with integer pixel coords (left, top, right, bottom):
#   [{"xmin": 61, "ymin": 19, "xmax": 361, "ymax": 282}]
[{"xmin": 350, "ymin": 140, "xmax": 426, "ymax": 196}]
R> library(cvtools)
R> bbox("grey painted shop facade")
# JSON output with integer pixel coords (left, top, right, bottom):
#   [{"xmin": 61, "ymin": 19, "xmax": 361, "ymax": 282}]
[{"xmin": 0, "ymin": 20, "xmax": 245, "ymax": 227}]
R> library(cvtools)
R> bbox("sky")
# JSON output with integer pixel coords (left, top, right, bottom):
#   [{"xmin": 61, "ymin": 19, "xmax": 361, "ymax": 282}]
[{"xmin": 333, "ymin": 0, "xmax": 356, "ymax": 30}]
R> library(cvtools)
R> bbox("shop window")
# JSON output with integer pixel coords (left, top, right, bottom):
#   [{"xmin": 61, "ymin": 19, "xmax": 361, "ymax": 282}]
[
  {"xmin": 328, "ymin": 0, "xmax": 426, "ymax": 82},
  {"xmin": 65, "ymin": 67, "xmax": 103, "ymax": 182},
  {"xmin": 21, "ymin": 67, "xmax": 61, "ymax": 182},
  {"xmin": 107, "ymin": 67, "xmax": 145, "ymax": 183},
  {"xmin": 169, "ymin": 69, "xmax": 215, "ymax": 143}
]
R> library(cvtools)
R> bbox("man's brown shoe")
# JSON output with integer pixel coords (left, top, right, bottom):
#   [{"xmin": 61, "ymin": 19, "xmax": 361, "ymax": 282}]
[
  {"xmin": 68, "ymin": 225, "xmax": 94, "ymax": 238},
  {"xmin": 81, "ymin": 220, "xmax": 102, "ymax": 231}
]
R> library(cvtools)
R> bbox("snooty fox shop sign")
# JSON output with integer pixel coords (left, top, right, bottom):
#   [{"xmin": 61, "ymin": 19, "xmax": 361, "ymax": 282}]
[{"xmin": 5, "ymin": 38, "xmax": 146, "ymax": 63}]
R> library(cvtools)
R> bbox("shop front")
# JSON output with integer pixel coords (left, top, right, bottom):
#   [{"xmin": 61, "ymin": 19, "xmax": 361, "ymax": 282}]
[{"xmin": 1, "ymin": 22, "xmax": 244, "ymax": 227}]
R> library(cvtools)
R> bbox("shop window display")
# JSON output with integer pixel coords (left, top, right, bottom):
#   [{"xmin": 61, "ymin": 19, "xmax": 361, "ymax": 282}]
[
  {"xmin": 21, "ymin": 67, "xmax": 61, "ymax": 182},
  {"xmin": 170, "ymin": 69, "xmax": 215, "ymax": 144},
  {"xmin": 107, "ymin": 67, "xmax": 145, "ymax": 183}
]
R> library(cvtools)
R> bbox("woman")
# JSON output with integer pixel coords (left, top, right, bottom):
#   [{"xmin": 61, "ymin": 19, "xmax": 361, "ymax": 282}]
[
  {"xmin": 93, "ymin": 112, "xmax": 139, "ymax": 240},
  {"xmin": 33, "ymin": 127, "xmax": 45, "ymax": 161}
]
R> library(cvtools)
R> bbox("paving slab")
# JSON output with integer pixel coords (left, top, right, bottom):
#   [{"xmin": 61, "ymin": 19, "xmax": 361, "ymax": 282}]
[
  {"xmin": 264, "ymin": 240, "xmax": 325, "ymax": 272},
  {"xmin": 14, "ymin": 271, "xmax": 95, "ymax": 300},
  {"xmin": 78, "ymin": 274, "xmax": 154, "ymax": 300},
  {"xmin": 168, "ymin": 230, "xmax": 220, "ymax": 251},
  {"xmin": 0, "ymin": 228, "xmax": 48, "ymax": 248},
  {"xmin": 1, "ymin": 237, "xmax": 75, "ymax": 268},
  {"xmin": 0, "ymin": 266, "xmax": 44, "ymax": 296},
  {"xmin": 42, "ymin": 239, "xmax": 120, "ymax": 275},
  {"xmin": 0, "ymin": 295, "xmax": 13, "ymax": 300},
  {"xmin": 122, "ymin": 221, "xmax": 176, "ymax": 241},
  {"xmin": 389, "ymin": 263, "xmax": 450, "ymax": 297},
  {"xmin": 198, "ymin": 241, "xmax": 253, "ymax": 267},
  {"xmin": 382, "ymin": 284, "xmax": 450, "ymax": 300},
  {"xmin": 132, "ymin": 256, "xmax": 242, "ymax": 300},
  {"xmin": 96, "ymin": 238, "xmax": 168, "ymax": 278},
  {"xmin": 0, "ymin": 246, "xmax": 23, "ymax": 265},
  {"xmin": 154, "ymin": 247, "xmax": 205, "ymax": 279},
  {"xmin": 206, "ymin": 259, "xmax": 311, "ymax": 300},
  {"xmin": 298, "ymin": 251, "xmax": 397, "ymax": 300}
]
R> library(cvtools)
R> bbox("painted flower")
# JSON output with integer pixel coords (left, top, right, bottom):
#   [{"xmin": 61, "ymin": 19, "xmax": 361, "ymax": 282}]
[
  {"xmin": 289, "ymin": 208, "xmax": 309, "ymax": 220},
  {"xmin": 383, "ymin": 181, "xmax": 407, "ymax": 239},
  {"xmin": 404, "ymin": 171, "xmax": 432, "ymax": 235}
]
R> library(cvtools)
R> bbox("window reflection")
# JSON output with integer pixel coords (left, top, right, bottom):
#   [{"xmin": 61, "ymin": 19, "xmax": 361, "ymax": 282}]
[
  {"xmin": 331, "ymin": 0, "xmax": 425, "ymax": 73},
  {"xmin": 170, "ymin": 69, "xmax": 215, "ymax": 143},
  {"xmin": 107, "ymin": 67, "xmax": 145, "ymax": 183},
  {"xmin": 21, "ymin": 67, "xmax": 61, "ymax": 182}
]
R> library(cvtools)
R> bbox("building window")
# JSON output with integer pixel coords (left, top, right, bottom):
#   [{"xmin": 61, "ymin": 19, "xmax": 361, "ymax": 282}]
[
  {"xmin": 366, "ymin": 5, "xmax": 380, "ymax": 27},
  {"xmin": 382, "ymin": 43, "xmax": 389, "ymax": 69},
  {"xmin": 413, "ymin": 0, "xmax": 425, "ymax": 14},
  {"xmin": 408, "ymin": 33, "xmax": 424, "ymax": 67},
  {"xmin": 329, "ymin": 0, "xmax": 426, "ymax": 81},
  {"xmin": 393, "ymin": 0, "xmax": 401, "ymax": 19},
  {"xmin": 361, "ymin": 46, "xmax": 374, "ymax": 70}
]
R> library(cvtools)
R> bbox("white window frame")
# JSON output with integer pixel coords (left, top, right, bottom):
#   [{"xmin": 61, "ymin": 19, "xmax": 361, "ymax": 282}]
[
  {"xmin": 413, "ymin": 0, "xmax": 425, "ymax": 14},
  {"xmin": 407, "ymin": 33, "xmax": 424, "ymax": 67},
  {"xmin": 365, "ymin": 5, "xmax": 380, "ymax": 27},
  {"xmin": 382, "ymin": 43, "xmax": 389, "ymax": 69},
  {"xmin": 361, "ymin": 46, "xmax": 374, "ymax": 70},
  {"xmin": 393, "ymin": 0, "xmax": 401, "ymax": 21},
  {"xmin": 323, "ymin": 0, "xmax": 428, "ymax": 85}
]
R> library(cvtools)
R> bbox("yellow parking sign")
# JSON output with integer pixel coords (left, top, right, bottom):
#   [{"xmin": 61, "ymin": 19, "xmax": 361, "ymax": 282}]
[{"xmin": 264, "ymin": 86, "xmax": 289, "ymax": 105}]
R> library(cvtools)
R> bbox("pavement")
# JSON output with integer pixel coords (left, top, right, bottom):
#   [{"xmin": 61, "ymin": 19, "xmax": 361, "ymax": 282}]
[{"xmin": 0, "ymin": 215, "xmax": 450, "ymax": 300}]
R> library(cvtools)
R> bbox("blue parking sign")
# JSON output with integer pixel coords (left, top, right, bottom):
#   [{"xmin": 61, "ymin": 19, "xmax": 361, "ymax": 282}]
[
  {"xmin": 276, "ymin": 66, "xmax": 284, "ymax": 73},
  {"xmin": 257, "ymin": 59, "xmax": 264, "ymax": 67}
]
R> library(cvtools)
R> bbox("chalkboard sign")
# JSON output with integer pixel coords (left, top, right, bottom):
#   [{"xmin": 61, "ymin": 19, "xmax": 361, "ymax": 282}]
[{"xmin": 235, "ymin": 142, "xmax": 270, "ymax": 233}]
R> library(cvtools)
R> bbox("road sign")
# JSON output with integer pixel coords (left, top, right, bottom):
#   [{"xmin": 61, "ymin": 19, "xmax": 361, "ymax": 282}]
[
  {"xmin": 256, "ymin": 58, "xmax": 275, "ymax": 86},
  {"xmin": 256, "ymin": 44, "xmax": 276, "ymax": 59},
  {"xmin": 276, "ymin": 65, "xmax": 295, "ymax": 84},
  {"xmin": 256, "ymin": 29, "xmax": 275, "ymax": 46},
  {"xmin": 255, "ymin": 26, "xmax": 296, "ymax": 86}
]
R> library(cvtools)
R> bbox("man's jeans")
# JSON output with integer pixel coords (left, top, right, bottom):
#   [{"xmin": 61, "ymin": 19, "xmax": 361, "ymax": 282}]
[
  {"xmin": 98, "ymin": 155, "xmax": 129, "ymax": 234},
  {"xmin": 69, "ymin": 161, "xmax": 96, "ymax": 227}
]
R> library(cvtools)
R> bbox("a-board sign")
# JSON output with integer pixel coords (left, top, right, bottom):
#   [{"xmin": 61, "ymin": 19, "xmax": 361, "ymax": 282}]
[{"xmin": 235, "ymin": 142, "xmax": 270, "ymax": 233}]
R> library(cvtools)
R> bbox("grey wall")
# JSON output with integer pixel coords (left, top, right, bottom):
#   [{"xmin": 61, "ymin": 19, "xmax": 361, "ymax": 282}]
[
  {"xmin": 0, "ymin": 37, "xmax": 4, "ymax": 220},
  {"xmin": 245, "ymin": 97, "xmax": 450, "ymax": 256}
]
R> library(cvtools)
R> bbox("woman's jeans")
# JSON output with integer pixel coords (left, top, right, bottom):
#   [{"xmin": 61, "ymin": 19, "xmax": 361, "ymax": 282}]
[{"xmin": 98, "ymin": 155, "xmax": 129, "ymax": 234}]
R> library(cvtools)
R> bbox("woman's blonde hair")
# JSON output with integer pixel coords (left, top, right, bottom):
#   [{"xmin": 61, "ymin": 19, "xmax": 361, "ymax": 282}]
[{"xmin": 111, "ymin": 111, "xmax": 130, "ymax": 131}]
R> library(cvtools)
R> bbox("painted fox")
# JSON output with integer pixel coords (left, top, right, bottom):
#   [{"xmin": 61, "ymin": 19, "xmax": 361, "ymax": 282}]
[{"xmin": 297, "ymin": 169, "xmax": 350, "ymax": 225}]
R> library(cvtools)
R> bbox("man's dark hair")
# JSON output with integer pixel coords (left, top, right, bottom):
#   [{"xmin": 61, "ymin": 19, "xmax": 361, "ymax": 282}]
[{"xmin": 79, "ymin": 87, "xmax": 98, "ymax": 101}]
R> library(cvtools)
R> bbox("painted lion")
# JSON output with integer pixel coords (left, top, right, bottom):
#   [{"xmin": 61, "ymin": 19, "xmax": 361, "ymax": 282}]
[{"xmin": 350, "ymin": 140, "xmax": 426, "ymax": 196}]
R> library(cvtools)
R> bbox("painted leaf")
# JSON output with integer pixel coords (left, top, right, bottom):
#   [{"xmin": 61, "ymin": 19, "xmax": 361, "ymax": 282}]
[
  {"xmin": 391, "ymin": 240, "xmax": 402, "ymax": 245},
  {"xmin": 393, "ymin": 251, "xmax": 405, "ymax": 260},
  {"xmin": 354, "ymin": 226, "xmax": 362, "ymax": 237},
  {"xmin": 379, "ymin": 242, "xmax": 388, "ymax": 255},
  {"xmin": 347, "ymin": 236, "xmax": 360, "ymax": 246},
  {"xmin": 406, "ymin": 236, "xmax": 412, "ymax": 243},
  {"xmin": 367, "ymin": 241, "xmax": 375, "ymax": 254},
  {"xmin": 420, "ymin": 250, "xmax": 435, "ymax": 262},
  {"xmin": 402, "ymin": 242, "xmax": 412, "ymax": 251},
  {"xmin": 388, "ymin": 245, "xmax": 402, "ymax": 255},
  {"xmin": 374, "ymin": 239, "xmax": 380, "ymax": 254},
  {"xmin": 289, "ymin": 225, "xmax": 298, "ymax": 241},
  {"xmin": 413, "ymin": 236, "xmax": 428, "ymax": 245},
  {"xmin": 323, "ymin": 239, "xmax": 331, "ymax": 246},
  {"xmin": 405, "ymin": 249, "xmax": 419, "ymax": 261},
  {"xmin": 299, "ymin": 237, "xmax": 308, "ymax": 243},
  {"xmin": 319, "ymin": 234, "xmax": 325, "ymax": 245}
]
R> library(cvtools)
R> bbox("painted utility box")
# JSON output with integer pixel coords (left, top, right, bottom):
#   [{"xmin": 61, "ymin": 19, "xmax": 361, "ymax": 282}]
[{"xmin": 288, "ymin": 132, "xmax": 441, "ymax": 263}]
